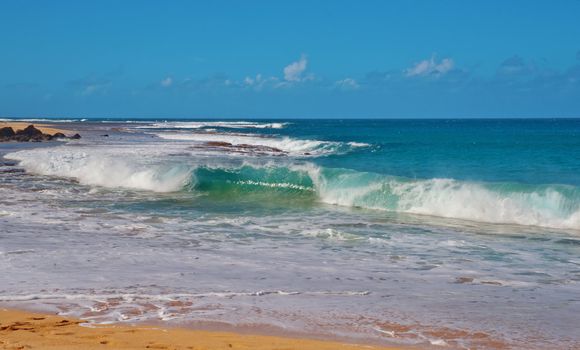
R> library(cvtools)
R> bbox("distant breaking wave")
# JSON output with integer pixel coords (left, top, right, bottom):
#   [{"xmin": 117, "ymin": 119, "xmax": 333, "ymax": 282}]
[
  {"xmin": 139, "ymin": 121, "xmax": 289, "ymax": 130},
  {"xmin": 0, "ymin": 118, "xmax": 88, "ymax": 123},
  {"xmin": 6, "ymin": 148, "xmax": 580, "ymax": 231},
  {"xmin": 152, "ymin": 131, "xmax": 367, "ymax": 157}
]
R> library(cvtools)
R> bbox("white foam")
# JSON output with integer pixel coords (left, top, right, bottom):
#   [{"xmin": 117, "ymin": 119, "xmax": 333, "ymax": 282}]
[
  {"xmin": 235, "ymin": 180, "xmax": 314, "ymax": 191},
  {"xmin": 347, "ymin": 141, "xmax": 371, "ymax": 147},
  {"xmin": 303, "ymin": 228, "xmax": 365, "ymax": 242},
  {"xmin": 154, "ymin": 131, "xmax": 342, "ymax": 156},
  {"xmin": 6, "ymin": 142, "xmax": 579, "ymax": 230},
  {"xmin": 141, "ymin": 121, "xmax": 288, "ymax": 130},
  {"xmin": 6, "ymin": 147, "xmax": 192, "ymax": 192},
  {"xmin": 0, "ymin": 290, "xmax": 369, "ymax": 303},
  {"xmin": 0, "ymin": 118, "xmax": 83, "ymax": 123},
  {"xmin": 311, "ymin": 173, "xmax": 580, "ymax": 230}
]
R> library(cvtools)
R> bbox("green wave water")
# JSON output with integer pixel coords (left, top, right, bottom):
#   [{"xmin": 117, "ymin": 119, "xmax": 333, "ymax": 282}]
[{"xmin": 184, "ymin": 164, "xmax": 580, "ymax": 230}]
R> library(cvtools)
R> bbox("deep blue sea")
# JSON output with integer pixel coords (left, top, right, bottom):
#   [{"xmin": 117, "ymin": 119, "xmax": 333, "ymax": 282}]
[{"xmin": 1, "ymin": 118, "xmax": 579, "ymax": 349}]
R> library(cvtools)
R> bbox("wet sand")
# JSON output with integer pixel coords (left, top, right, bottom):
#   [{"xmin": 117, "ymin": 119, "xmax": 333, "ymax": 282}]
[{"xmin": 0, "ymin": 309, "xmax": 404, "ymax": 350}]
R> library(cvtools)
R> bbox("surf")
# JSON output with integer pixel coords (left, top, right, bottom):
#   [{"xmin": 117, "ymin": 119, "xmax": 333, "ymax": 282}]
[{"xmin": 6, "ymin": 146, "xmax": 580, "ymax": 230}]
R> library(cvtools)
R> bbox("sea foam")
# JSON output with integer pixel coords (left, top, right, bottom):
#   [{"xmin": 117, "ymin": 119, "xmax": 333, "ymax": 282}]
[
  {"xmin": 140, "ymin": 121, "xmax": 288, "ymax": 130},
  {"xmin": 6, "ymin": 145, "xmax": 580, "ymax": 230},
  {"xmin": 152, "ymin": 131, "xmax": 351, "ymax": 156},
  {"xmin": 6, "ymin": 147, "xmax": 192, "ymax": 192}
]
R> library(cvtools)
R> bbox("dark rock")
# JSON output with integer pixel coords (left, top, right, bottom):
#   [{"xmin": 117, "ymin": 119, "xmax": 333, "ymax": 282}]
[
  {"xmin": 16, "ymin": 125, "xmax": 43, "ymax": 137},
  {"xmin": 101, "ymin": 134, "xmax": 109, "ymax": 137},
  {"xmin": 0, "ymin": 124, "xmax": 80, "ymax": 142},
  {"xmin": 237, "ymin": 143, "xmax": 285, "ymax": 153},
  {"xmin": 0, "ymin": 127, "xmax": 16, "ymax": 138},
  {"xmin": 455, "ymin": 277, "xmax": 474, "ymax": 284},
  {"xmin": 12, "ymin": 134, "xmax": 31, "ymax": 142},
  {"xmin": 205, "ymin": 141, "xmax": 233, "ymax": 147},
  {"xmin": 34, "ymin": 133, "xmax": 53, "ymax": 142}
]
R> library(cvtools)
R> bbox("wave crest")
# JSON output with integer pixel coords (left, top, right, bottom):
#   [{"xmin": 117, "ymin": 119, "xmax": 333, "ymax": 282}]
[
  {"xmin": 312, "ymin": 169, "xmax": 580, "ymax": 230},
  {"xmin": 7, "ymin": 148, "xmax": 192, "ymax": 192},
  {"xmin": 6, "ymin": 148, "xmax": 580, "ymax": 230},
  {"xmin": 153, "ymin": 131, "xmax": 362, "ymax": 157},
  {"xmin": 140, "ymin": 121, "xmax": 288, "ymax": 130}
]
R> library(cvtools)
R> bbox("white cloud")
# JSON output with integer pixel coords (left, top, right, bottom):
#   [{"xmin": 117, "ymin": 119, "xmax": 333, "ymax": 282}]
[
  {"xmin": 70, "ymin": 76, "xmax": 112, "ymax": 96},
  {"xmin": 405, "ymin": 56, "xmax": 454, "ymax": 77},
  {"xmin": 244, "ymin": 74, "xmax": 262, "ymax": 86},
  {"xmin": 81, "ymin": 82, "xmax": 111, "ymax": 96},
  {"xmin": 284, "ymin": 54, "xmax": 308, "ymax": 81},
  {"xmin": 335, "ymin": 78, "xmax": 360, "ymax": 90},
  {"xmin": 159, "ymin": 54, "xmax": 314, "ymax": 92},
  {"xmin": 243, "ymin": 74, "xmax": 279, "ymax": 90},
  {"xmin": 160, "ymin": 77, "xmax": 173, "ymax": 87}
]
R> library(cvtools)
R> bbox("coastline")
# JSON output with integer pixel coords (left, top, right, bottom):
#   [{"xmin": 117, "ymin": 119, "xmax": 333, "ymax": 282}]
[
  {"xmin": 0, "ymin": 308, "xmax": 405, "ymax": 350},
  {"xmin": 1, "ymin": 119, "xmax": 578, "ymax": 349},
  {"xmin": 0, "ymin": 121, "xmax": 72, "ymax": 136}
]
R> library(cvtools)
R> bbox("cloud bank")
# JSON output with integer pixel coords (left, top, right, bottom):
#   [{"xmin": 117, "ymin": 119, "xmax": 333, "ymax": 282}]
[{"xmin": 405, "ymin": 56, "xmax": 454, "ymax": 77}]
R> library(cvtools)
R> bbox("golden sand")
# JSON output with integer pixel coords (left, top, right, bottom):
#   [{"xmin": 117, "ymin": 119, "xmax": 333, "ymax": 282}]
[
  {"xmin": 0, "ymin": 122, "xmax": 72, "ymax": 136},
  {"xmin": 0, "ymin": 309, "xmax": 403, "ymax": 350}
]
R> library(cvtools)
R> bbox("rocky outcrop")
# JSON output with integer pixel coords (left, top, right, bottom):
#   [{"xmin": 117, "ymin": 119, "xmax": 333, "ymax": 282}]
[
  {"xmin": 0, "ymin": 127, "xmax": 16, "ymax": 138},
  {"xmin": 189, "ymin": 141, "xmax": 287, "ymax": 156},
  {"xmin": 0, "ymin": 125, "xmax": 81, "ymax": 142},
  {"xmin": 52, "ymin": 132, "xmax": 66, "ymax": 139}
]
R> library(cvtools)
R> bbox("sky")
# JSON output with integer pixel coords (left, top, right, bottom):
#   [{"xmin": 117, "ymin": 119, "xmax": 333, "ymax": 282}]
[{"xmin": 1, "ymin": 0, "xmax": 580, "ymax": 119}]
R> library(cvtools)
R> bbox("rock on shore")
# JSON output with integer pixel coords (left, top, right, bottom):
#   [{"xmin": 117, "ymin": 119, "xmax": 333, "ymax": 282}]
[{"xmin": 0, "ymin": 125, "xmax": 81, "ymax": 142}]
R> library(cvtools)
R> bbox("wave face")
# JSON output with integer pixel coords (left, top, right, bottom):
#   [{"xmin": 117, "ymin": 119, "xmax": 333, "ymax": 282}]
[
  {"xmin": 191, "ymin": 165, "xmax": 580, "ymax": 230},
  {"xmin": 7, "ymin": 147, "xmax": 580, "ymax": 230},
  {"xmin": 311, "ymin": 168, "xmax": 580, "ymax": 230}
]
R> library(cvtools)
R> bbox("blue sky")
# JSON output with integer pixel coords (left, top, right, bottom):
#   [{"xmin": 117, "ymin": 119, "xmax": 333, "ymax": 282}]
[{"xmin": 1, "ymin": 0, "xmax": 580, "ymax": 118}]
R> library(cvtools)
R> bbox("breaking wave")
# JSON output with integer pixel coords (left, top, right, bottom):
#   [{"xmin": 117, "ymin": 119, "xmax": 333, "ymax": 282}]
[
  {"xmin": 7, "ymin": 148, "xmax": 192, "ymax": 192},
  {"xmin": 0, "ymin": 118, "xmax": 86, "ymax": 123},
  {"xmin": 6, "ymin": 149, "xmax": 580, "ymax": 230},
  {"xmin": 153, "ymin": 131, "xmax": 367, "ymax": 156},
  {"xmin": 139, "ymin": 121, "xmax": 288, "ymax": 130}
]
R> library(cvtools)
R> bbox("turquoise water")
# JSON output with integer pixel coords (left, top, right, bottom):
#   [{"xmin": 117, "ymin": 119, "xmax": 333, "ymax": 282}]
[
  {"xmin": 301, "ymin": 119, "xmax": 580, "ymax": 186},
  {"xmin": 1, "ymin": 118, "xmax": 580, "ymax": 349},
  {"xmin": 90, "ymin": 118, "xmax": 580, "ymax": 229}
]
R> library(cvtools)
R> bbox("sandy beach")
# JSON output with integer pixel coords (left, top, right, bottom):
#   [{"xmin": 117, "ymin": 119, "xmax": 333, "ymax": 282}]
[
  {"xmin": 0, "ymin": 309, "xmax": 403, "ymax": 350},
  {"xmin": 0, "ymin": 122, "xmax": 72, "ymax": 136},
  {"xmin": 2, "ymin": 2, "xmax": 580, "ymax": 349}
]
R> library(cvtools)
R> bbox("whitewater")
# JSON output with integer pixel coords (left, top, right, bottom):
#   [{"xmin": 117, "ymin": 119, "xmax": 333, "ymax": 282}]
[
  {"xmin": 7, "ymin": 142, "xmax": 579, "ymax": 230},
  {"xmin": 1, "ymin": 119, "xmax": 580, "ymax": 349}
]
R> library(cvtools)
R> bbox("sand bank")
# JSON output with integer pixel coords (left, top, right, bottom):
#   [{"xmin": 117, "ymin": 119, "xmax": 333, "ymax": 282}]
[
  {"xmin": 0, "ymin": 309, "xmax": 403, "ymax": 350},
  {"xmin": 0, "ymin": 122, "xmax": 71, "ymax": 135}
]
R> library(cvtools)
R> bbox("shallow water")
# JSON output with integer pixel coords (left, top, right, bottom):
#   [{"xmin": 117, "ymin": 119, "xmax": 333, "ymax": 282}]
[{"xmin": 1, "ymin": 119, "xmax": 579, "ymax": 349}]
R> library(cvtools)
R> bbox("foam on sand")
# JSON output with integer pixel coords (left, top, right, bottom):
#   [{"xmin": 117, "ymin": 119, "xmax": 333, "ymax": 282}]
[{"xmin": 0, "ymin": 309, "xmax": 400, "ymax": 350}]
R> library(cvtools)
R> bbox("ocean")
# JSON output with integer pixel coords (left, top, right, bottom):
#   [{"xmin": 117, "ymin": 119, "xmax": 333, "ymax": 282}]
[{"xmin": 1, "ymin": 118, "xmax": 579, "ymax": 349}]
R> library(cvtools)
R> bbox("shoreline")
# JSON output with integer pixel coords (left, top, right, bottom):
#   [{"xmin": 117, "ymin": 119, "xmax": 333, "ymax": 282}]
[
  {"xmin": 0, "ymin": 308, "xmax": 406, "ymax": 350},
  {"xmin": 0, "ymin": 121, "xmax": 72, "ymax": 136}
]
